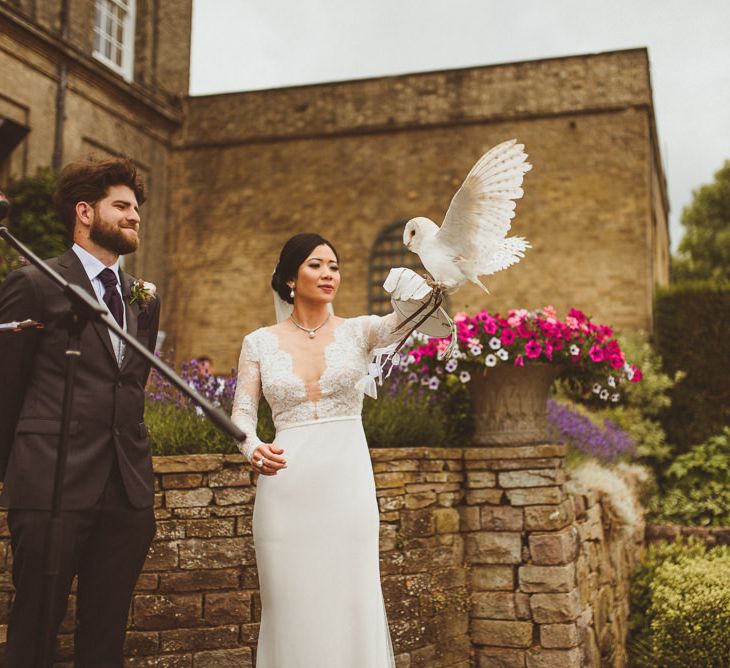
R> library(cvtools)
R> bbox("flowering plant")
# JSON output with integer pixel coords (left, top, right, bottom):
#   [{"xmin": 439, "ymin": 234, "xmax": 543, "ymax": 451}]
[
  {"xmin": 130, "ymin": 279, "xmax": 157, "ymax": 309},
  {"xmin": 399, "ymin": 306, "xmax": 642, "ymax": 403}
]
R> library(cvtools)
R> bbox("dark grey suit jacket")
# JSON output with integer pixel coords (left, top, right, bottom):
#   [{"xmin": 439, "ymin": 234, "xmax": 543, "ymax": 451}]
[{"xmin": 0, "ymin": 248, "xmax": 160, "ymax": 509}]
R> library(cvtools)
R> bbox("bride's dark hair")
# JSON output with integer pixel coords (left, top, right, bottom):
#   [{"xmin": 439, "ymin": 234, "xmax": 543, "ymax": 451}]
[{"xmin": 271, "ymin": 233, "xmax": 340, "ymax": 304}]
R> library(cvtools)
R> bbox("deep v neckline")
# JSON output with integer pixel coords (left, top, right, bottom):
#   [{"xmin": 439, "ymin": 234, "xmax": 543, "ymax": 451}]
[{"xmin": 262, "ymin": 320, "xmax": 350, "ymax": 403}]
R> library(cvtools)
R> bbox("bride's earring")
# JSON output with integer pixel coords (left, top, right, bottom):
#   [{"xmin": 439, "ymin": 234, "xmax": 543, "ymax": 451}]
[{"xmin": 289, "ymin": 285, "xmax": 295, "ymax": 299}]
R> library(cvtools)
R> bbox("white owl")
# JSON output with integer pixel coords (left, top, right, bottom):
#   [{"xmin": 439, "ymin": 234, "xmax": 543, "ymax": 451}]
[{"xmin": 403, "ymin": 139, "xmax": 532, "ymax": 294}]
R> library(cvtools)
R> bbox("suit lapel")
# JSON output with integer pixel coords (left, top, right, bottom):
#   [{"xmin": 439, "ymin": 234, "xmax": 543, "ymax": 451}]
[
  {"xmin": 120, "ymin": 271, "xmax": 139, "ymax": 372},
  {"xmin": 56, "ymin": 249, "xmax": 117, "ymax": 366}
]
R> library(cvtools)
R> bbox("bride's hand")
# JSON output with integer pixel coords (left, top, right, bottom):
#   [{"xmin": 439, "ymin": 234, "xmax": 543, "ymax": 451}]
[{"xmin": 251, "ymin": 443, "xmax": 287, "ymax": 476}]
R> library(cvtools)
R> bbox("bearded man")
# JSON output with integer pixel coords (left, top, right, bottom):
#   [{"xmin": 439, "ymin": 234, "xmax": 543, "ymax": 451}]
[{"xmin": 0, "ymin": 158, "xmax": 160, "ymax": 665}]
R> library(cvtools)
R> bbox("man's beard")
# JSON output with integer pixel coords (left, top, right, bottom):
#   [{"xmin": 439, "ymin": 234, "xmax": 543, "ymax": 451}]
[{"xmin": 89, "ymin": 212, "xmax": 139, "ymax": 255}]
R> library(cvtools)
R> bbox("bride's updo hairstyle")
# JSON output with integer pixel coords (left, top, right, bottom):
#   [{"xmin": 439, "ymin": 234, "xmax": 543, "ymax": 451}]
[{"xmin": 271, "ymin": 233, "xmax": 340, "ymax": 304}]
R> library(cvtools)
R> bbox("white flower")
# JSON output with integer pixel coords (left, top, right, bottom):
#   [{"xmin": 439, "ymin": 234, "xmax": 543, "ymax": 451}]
[
  {"xmin": 496, "ymin": 349, "xmax": 509, "ymax": 361},
  {"xmin": 428, "ymin": 376, "xmax": 440, "ymax": 390},
  {"xmin": 407, "ymin": 372, "xmax": 418, "ymax": 383},
  {"xmin": 611, "ymin": 393, "xmax": 620, "ymax": 402},
  {"xmin": 485, "ymin": 354, "xmax": 497, "ymax": 367},
  {"xmin": 592, "ymin": 383, "xmax": 601, "ymax": 394},
  {"xmin": 459, "ymin": 371, "xmax": 471, "ymax": 383},
  {"xmin": 141, "ymin": 281, "xmax": 157, "ymax": 295},
  {"xmin": 626, "ymin": 367, "xmax": 635, "ymax": 381},
  {"xmin": 445, "ymin": 358, "xmax": 458, "ymax": 373},
  {"xmin": 469, "ymin": 344, "xmax": 483, "ymax": 356},
  {"xmin": 421, "ymin": 377, "xmax": 430, "ymax": 386},
  {"xmin": 489, "ymin": 337, "xmax": 502, "ymax": 350},
  {"xmin": 407, "ymin": 354, "xmax": 417, "ymax": 365},
  {"xmin": 600, "ymin": 389, "xmax": 609, "ymax": 400},
  {"xmin": 607, "ymin": 376, "xmax": 616, "ymax": 388},
  {"xmin": 570, "ymin": 344, "xmax": 580, "ymax": 356}
]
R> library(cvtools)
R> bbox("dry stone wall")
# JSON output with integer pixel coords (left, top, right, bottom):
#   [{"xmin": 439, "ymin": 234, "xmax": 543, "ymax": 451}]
[{"xmin": 0, "ymin": 447, "xmax": 642, "ymax": 666}]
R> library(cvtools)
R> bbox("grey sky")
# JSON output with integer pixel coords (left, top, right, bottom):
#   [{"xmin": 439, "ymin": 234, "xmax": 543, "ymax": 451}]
[{"xmin": 190, "ymin": 0, "xmax": 730, "ymax": 251}]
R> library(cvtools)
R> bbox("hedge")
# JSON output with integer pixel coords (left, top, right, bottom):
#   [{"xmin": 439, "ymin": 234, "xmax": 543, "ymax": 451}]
[{"xmin": 653, "ymin": 281, "xmax": 730, "ymax": 452}]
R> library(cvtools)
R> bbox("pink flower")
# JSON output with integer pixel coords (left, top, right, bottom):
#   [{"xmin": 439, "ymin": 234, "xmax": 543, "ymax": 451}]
[
  {"xmin": 589, "ymin": 345, "xmax": 604, "ymax": 363},
  {"xmin": 566, "ymin": 316, "xmax": 580, "ymax": 330},
  {"xmin": 500, "ymin": 328, "xmax": 517, "ymax": 346},
  {"xmin": 454, "ymin": 312, "xmax": 469, "ymax": 324},
  {"xmin": 525, "ymin": 339, "xmax": 542, "ymax": 359},
  {"xmin": 483, "ymin": 320, "xmax": 498, "ymax": 335},
  {"xmin": 507, "ymin": 309, "xmax": 528, "ymax": 327},
  {"xmin": 514, "ymin": 354, "xmax": 525, "ymax": 367},
  {"xmin": 604, "ymin": 340, "xmax": 621, "ymax": 356},
  {"xmin": 436, "ymin": 339, "xmax": 450, "ymax": 352},
  {"xmin": 630, "ymin": 366, "xmax": 643, "ymax": 382},
  {"xmin": 609, "ymin": 354, "xmax": 624, "ymax": 369},
  {"xmin": 542, "ymin": 305, "xmax": 558, "ymax": 320},
  {"xmin": 544, "ymin": 341, "xmax": 554, "ymax": 361}
]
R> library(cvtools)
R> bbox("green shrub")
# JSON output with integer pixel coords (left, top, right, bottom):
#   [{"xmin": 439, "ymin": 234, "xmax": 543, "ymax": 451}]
[
  {"xmin": 647, "ymin": 427, "xmax": 730, "ymax": 527},
  {"xmin": 363, "ymin": 384, "xmax": 449, "ymax": 448},
  {"xmin": 654, "ymin": 281, "xmax": 730, "ymax": 452},
  {"xmin": 651, "ymin": 549, "xmax": 730, "ymax": 667},
  {"xmin": 628, "ymin": 540, "xmax": 726, "ymax": 667}
]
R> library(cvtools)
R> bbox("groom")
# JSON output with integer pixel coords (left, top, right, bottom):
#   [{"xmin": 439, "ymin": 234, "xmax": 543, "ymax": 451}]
[{"xmin": 0, "ymin": 158, "xmax": 160, "ymax": 665}]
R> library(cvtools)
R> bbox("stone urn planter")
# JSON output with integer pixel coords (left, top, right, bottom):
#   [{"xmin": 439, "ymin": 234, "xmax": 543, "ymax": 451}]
[{"xmin": 469, "ymin": 362, "xmax": 561, "ymax": 446}]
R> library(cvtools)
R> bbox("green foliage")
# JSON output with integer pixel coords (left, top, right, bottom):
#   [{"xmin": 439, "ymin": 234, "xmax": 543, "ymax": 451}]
[
  {"xmin": 628, "ymin": 539, "xmax": 727, "ymax": 667},
  {"xmin": 672, "ymin": 160, "xmax": 730, "ymax": 283},
  {"xmin": 363, "ymin": 384, "xmax": 449, "ymax": 448},
  {"xmin": 654, "ymin": 282, "xmax": 730, "ymax": 452},
  {"xmin": 651, "ymin": 549, "xmax": 730, "ymax": 667},
  {"xmin": 1, "ymin": 168, "xmax": 66, "ymax": 281},
  {"xmin": 647, "ymin": 427, "xmax": 730, "ymax": 527}
]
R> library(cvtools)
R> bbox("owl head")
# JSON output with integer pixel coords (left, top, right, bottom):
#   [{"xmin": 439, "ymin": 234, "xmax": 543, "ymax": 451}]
[{"xmin": 403, "ymin": 217, "xmax": 438, "ymax": 252}]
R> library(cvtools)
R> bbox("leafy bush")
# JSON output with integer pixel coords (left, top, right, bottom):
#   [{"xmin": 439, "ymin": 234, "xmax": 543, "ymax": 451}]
[
  {"xmin": 628, "ymin": 540, "xmax": 730, "ymax": 667},
  {"xmin": 654, "ymin": 281, "xmax": 730, "ymax": 452},
  {"xmin": 651, "ymin": 548, "xmax": 730, "ymax": 667},
  {"xmin": 363, "ymin": 383, "xmax": 449, "ymax": 448},
  {"xmin": 647, "ymin": 427, "xmax": 730, "ymax": 527}
]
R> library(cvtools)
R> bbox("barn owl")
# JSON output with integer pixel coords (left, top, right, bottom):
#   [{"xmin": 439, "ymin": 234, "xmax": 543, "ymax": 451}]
[{"xmin": 403, "ymin": 139, "xmax": 532, "ymax": 294}]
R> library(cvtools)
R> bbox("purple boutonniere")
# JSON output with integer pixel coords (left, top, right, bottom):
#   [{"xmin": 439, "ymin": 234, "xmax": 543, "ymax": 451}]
[{"xmin": 129, "ymin": 279, "xmax": 157, "ymax": 310}]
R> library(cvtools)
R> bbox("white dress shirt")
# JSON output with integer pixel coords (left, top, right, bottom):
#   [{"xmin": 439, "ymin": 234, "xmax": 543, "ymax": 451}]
[{"xmin": 71, "ymin": 244, "xmax": 127, "ymax": 365}]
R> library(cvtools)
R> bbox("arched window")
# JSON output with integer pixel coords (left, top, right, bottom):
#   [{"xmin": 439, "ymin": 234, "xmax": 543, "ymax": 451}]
[{"xmin": 368, "ymin": 220, "xmax": 428, "ymax": 315}]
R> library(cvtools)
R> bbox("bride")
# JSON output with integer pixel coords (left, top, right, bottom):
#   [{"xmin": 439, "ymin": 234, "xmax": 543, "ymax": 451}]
[{"xmin": 231, "ymin": 233, "xmax": 442, "ymax": 667}]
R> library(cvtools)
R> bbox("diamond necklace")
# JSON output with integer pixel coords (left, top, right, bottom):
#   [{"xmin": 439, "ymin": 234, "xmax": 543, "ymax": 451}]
[{"xmin": 290, "ymin": 312, "xmax": 331, "ymax": 339}]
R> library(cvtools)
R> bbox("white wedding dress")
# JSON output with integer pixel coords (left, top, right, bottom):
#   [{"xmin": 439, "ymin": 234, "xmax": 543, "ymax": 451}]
[{"xmin": 231, "ymin": 314, "xmax": 401, "ymax": 668}]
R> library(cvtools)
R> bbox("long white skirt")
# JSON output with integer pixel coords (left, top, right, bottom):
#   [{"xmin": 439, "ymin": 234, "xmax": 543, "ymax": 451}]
[{"xmin": 253, "ymin": 416, "xmax": 395, "ymax": 668}]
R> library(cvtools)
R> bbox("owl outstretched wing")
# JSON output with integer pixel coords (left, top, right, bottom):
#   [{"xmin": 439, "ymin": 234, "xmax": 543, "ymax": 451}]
[{"xmin": 434, "ymin": 139, "xmax": 532, "ymax": 277}]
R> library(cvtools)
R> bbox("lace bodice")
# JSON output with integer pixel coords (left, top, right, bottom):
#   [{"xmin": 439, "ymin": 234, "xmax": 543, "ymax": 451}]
[{"xmin": 231, "ymin": 314, "xmax": 402, "ymax": 459}]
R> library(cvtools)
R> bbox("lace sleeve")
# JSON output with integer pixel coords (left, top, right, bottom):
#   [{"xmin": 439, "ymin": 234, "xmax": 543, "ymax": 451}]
[
  {"xmin": 364, "ymin": 312, "xmax": 404, "ymax": 356},
  {"xmin": 231, "ymin": 333, "xmax": 264, "ymax": 460}
]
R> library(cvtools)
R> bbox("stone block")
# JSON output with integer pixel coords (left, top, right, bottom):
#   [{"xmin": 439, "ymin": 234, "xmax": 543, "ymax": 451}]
[
  {"xmin": 434, "ymin": 507, "xmax": 461, "ymax": 534},
  {"xmin": 166, "ymin": 489, "xmax": 214, "ymax": 509},
  {"xmin": 126, "ymin": 656, "xmax": 193, "ymax": 668},
  {"xmin": 162, "ymin": 473, "xmax": 204, "ymax": 489},
  {"xmin": 506, "ymin": 487, "xmax": 565, "ymax": 506},
  {"xmin": 438, "ymin": 491, "xmax": 464, "ymax": 507},
  {"xmin": 529, "ymin": 589, "xmax": 582, "ymax": 623},
  {"xmin": 142, "ymin": 541, "xmax": 179, "ymax": 571},
  {"xmin": 179, "ymin": 538, "xmax": 255, "ymax": 569},
  {"xmin": 213, "ymin": 487, "xmax": 255, "ymax": 506},
  {"xmin": 124, "ymin": 630, "xmax": 160, "ymax": 656},
  {"xmin": 160, "ymin": 624, "xmax": 239, "ymax": 651},
  {"xmin": 526, "ymin": 646, "xmax": 581, "ymax": 667},
  {"xmin": 405, "ymin": 490, "xmax": 437, "ymax": 509},
  {"xmin": 481, "ymin": 506, "xmax": 524, "ymax": 531},
  {"xmin": 518, "ymin": 563, "xmax": 576, "ymax": 593},
  {"xmin": 466, "ymin": 489, "xmax": 505, "ymax": 505},
  {"xmin": 470, "ymin": 565, "xmax": 515, "ymax": 591},
  {"xmin": 472, "ymin": 591, "xmax": 516, "ymax": 620},
  {"xmin": 540, "ymin": 622, "xmax": 579, "ymax": 648},
  {"xmin": 465, "ymin": 532, "xmax": 522, "ymax": 565},
  {"xmin": 464, "ymin": 445, "xmax": 567, "ymax": 460},
  {"xmin": 524, "ymin": 500, "xmax": 575, "ymax": 531},
  {"xmin": 515, "ymin": 592, "xmax": 531, "ymax": 620},
  {"xmin": 467, "ymin": 471, "xmax": 497, "ymax": 488},
  {"xmin": 204, "ymin": 591, "xmax": 252, "ymax": 625},
  {"xmin": 207, "ymin": 466, "xmax": 251, "ymax": 487},
  {"xmin": 153, "ymin": 455, "xmax": 223, "ymax": 473},
  {"xmin": 472, "ymin": 620, "xmax": 533, "ymax": 648},
  {"xmin": 477, "ymin": 646, "xmax": 526, "ymax": 667},
  {"xmin": 378, "ymin": 494, "xmax": 405, "ymax": 512},
  {"xmin": 133, "ymin": 594, "xmax": 202, "ymax": 630},
  {"xmin": 498, "ymin": 470, "xmax": 565, "ymax": 489},
  {"xmin": 460, "ymin": 506, "xmax": 481, "ymax": 531},
  {"xmin": 159, "ymin": 568, "xmax": 239, "ymax": 593},
  {"xmin": 184, "ymin": 518, "xmax": 236, "ymax": 538},
  {"xmin": 375, "ymin": 472, "xmax": 408, "ymax": 489},
  {"xmin": 401, "ymin": 509, "xmax": 435, "ymax": 538},
  {"xmin": 191, "ymin": 648, "xmax": 253, "ymax": 668}
]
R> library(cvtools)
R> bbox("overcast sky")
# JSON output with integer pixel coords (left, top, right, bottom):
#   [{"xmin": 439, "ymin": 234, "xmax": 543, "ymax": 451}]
[{"xmin": 190, "ymin": 0, "xmax": 730, "ymax": 251}]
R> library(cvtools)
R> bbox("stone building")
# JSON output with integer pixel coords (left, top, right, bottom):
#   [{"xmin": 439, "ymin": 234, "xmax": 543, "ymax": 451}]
[{"xmin": 0, "ymin": 1, "xmax": 669, "ymax": 371}]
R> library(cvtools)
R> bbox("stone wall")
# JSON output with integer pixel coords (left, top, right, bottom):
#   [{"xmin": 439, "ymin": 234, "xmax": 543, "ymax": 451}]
[{"xmin": 0, "ymin": 447, "xmax": 643, "ymax": 666}]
